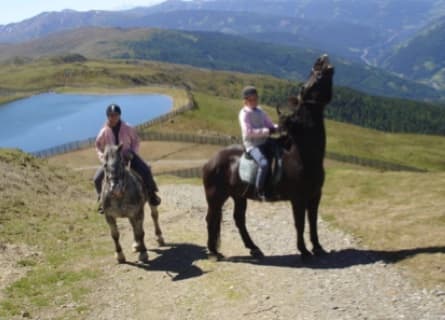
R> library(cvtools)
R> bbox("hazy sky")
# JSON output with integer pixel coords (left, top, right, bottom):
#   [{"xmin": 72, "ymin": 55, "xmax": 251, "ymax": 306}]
[{"xmin": 0, "ymin": 0, "xmax": 165, "ymax": 25}]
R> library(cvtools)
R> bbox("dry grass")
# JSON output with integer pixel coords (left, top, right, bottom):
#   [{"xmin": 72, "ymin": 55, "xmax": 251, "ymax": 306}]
[
  {"xmin": 49, "ymin": 140, "xmax": 366, "ymax": 174},
  {"xmin": 322, "ymin": 168, "xmax": 445, "ymax": 288},
  {"xmin": 48, "ymin": 141, "xmax": 221, "ymax": 175}
]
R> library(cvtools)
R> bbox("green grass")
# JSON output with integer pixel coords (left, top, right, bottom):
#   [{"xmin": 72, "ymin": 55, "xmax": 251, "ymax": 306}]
[
  {"xmin": 2, "ymin": 269, "xmax": 98, "ymax": 315},
  {"xmin": 0, "ymin": 149, "xmax": 107, "ymax": 319},
  {"xmin": 148, "ymin": 92, "xmax": 246, "ymax": 136},
  {"xmin": 326, "ymin": 120, "xmax": 445, "ymax": 171}
]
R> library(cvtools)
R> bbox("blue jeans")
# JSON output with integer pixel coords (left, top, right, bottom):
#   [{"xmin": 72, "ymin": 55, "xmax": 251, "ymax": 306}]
[{"xmin": 248, "ymin": 146, "xmax": 269, "ymax": 195}]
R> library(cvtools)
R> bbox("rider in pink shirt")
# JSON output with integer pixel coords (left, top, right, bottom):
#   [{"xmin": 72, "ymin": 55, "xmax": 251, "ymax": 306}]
[
  {"xmin": 239, "ymin": 86, "xmax": 278, "ymax": 200},
  {"xmin": 95, "ymin": 117, "xmax": 140, "ymax": 163},
  {"xmin": 94, "ymin": 104, "xmax": 160, "ymax": 211}
]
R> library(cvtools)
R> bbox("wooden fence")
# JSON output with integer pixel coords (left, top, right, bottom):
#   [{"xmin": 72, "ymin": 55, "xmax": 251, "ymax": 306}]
[{"xmin": 31, "ymin": 97, "xmax": 195, "ymax": 158}]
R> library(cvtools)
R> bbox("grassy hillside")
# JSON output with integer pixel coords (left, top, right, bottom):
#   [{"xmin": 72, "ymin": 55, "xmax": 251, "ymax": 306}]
[
  {"xmin": 1, "ymin": 57, "xmax": 445, "ymax": 169},
  {"xmin": 0, "ymin": 149, "xmax": 103, "ymax": 318},
  {"xmin": 146, "ymin": 91, "xmax": 445, "ymax": 172},
  {"xmin": 322, "ymin": 168, "xmax": 445, "ymax": 288},
  {"xmin": 1, "ymin": 27, "xmax": 444, "ymax": 101}
]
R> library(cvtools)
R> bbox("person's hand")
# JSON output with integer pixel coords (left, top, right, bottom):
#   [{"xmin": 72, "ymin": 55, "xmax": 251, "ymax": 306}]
[
  {"xmin": 269, "ymin": 126, "xmax": 280, "ymax": 134},
  {"xmin": 123, "ymin": 150, "xmax": 134, "ymax": 162}
]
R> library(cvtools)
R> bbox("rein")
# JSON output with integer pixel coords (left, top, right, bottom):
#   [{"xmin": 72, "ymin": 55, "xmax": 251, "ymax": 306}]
[{"xmin": 106, "ymin": 159, "xmax": 128, "ymax": 199}]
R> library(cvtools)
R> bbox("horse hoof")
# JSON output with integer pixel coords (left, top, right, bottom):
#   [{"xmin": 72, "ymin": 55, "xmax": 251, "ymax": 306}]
[
  {"xmin": 208, "ymin": 252, "xmax": 224, "ymax": 261},
  {"xmin": 250, "ymin": 248, "xmax": 264, "ymax": 259},
  {"xmin": 116, "ymin": 252, "xmax": 126, "ymax": 264},
  {"xmin": 300, "ymin": 250, "xmax": 312, "ymax": 262},
  {"xmin": 157, "ymin": 237, "xmax": 166, "ymax": 246},
  {"xmin": 312, "ymin": 246, "xmax": 327, "ymax": 256},
  {"xmin": 138, "ymin": 251, "xmax": 149, "ymax": 264}
]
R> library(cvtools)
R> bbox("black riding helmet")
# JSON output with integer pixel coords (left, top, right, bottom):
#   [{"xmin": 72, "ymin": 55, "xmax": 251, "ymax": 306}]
[{"xmin": 106, "ymin": 104, "xmax": 121, "ymax": 116}]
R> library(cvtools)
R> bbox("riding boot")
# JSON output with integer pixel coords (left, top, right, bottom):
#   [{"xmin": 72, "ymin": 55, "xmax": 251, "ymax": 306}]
[
  {"xmin": 255, "ymin": 166, "xmax": 268, "ymax": 202},
  {"xmin": 144, "ymin": 168, "xmax": 161, "ymax": 206},
  {"xmin": 130, "ymin": 153, "xmax": 161, "ymax": 206}
]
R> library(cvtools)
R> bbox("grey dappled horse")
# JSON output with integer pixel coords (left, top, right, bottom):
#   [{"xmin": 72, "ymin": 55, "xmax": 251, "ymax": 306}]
[{"xmin": 101, "ymin": 144, "xmax": 165, "ymax": 263}]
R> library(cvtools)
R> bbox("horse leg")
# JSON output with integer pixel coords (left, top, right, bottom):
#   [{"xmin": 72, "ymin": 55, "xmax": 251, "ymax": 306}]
[
  {"xmin": 206, "ymin": 203, "xmax": 224, "ymax": 259},
  {"xmin": 233, "ymin": 197, "xmax": 263, "ymax": 258},
  {"xmin": 129, "ymin": 212, "xmax": 148, "ymax": 263},
  {"xmin": 205, "ymin": 192, "xmax": 227, "ymax": 259},
  {"xmin": 290, "ymin": 198, "xmax": 312, "ymax": 260},
  {"xmin": 149, "ymin": 204, "xmax": 165, "ymax": 246},
  {"xmin": 105, "ymin": 214, "xmax": 126, "ymax": 263},
  {"xmin": 307, "ymin": 191, "xmax": 327, "ymax": 256}
]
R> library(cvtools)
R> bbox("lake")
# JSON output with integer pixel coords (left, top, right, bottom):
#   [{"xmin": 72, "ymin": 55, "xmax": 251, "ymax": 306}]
[{"xmin": 0, "ymin": 93, "xmax": 173, "ymax": 152}]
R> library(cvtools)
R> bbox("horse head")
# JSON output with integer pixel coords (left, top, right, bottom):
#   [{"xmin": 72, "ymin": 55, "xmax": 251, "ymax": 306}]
[
  {"xmin": 300, "ymin": 54, "xmax": 334, "ymax": 106},
  {"xmin": 103, "ymin": 144, "xmax": 126, "ymax": 198},
  {"xmin": 277, "ymin": 54, "xmax": 334, "ymax": 131}
]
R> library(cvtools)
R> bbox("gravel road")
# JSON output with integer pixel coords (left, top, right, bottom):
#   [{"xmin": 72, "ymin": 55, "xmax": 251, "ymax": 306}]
[{"xmin": 84, "ymin": 184, "xmax": 444, "ymax": 320}]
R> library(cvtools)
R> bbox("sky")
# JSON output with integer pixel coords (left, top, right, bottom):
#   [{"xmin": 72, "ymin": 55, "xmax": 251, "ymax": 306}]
[{"xmin": 0, "ymin": 0, "xmax": 166, "ymax": 25}]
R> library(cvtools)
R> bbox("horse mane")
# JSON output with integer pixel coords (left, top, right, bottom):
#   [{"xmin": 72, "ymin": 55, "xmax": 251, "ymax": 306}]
[{"xmin": 279, "ymin": 95, "xmax": 316, "ymax": 134}]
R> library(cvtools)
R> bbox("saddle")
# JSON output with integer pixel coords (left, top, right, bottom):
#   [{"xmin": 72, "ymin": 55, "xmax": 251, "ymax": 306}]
[{"xmin": 238, "ymin": 141, "xmax": 283, "ymax": 188}]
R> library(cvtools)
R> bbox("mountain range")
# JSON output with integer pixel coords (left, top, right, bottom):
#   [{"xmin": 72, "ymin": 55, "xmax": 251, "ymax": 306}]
[
  {"xmin": 1, "ymin": 0, "xmax": 445, "ymax": 64},
  {"xmin": 1, "ymin": 27, "xmax": 444, "ymax": 101},
  {"xmin": 1, "ymin": 0, "xmax": 445, "ymax": 96}
]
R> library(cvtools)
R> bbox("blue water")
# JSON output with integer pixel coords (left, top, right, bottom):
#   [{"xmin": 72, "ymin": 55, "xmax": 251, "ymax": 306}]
[{"xmin": 0, "ymin": 93, "xmax": 172, "ymax": 152}]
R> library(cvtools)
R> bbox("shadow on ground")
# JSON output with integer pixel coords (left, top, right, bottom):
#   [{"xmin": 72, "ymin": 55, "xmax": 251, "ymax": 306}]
[
  {"xmin": 125, "ymin": 242, "xmax": 208, "ymax": 281},
  {"xmin": 224, "ymin": 246, "xmax": 445, "ymax": 269}
]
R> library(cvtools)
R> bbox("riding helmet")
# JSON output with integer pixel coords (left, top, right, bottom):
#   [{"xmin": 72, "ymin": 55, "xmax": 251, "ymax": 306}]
[
  {"xmin": 242, "ymin": 86, "xmax": 258, "ymax": 99},
  {"xmin": 106, "ymin": 103, "xmax": 121, "ymax": 116}
]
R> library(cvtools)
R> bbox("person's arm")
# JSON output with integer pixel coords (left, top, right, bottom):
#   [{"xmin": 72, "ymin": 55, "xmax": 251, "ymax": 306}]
[
  {"xmin": 128, "ymin": 125, "xmax": 140, "ymax": 154},
  {"xmin": 261, "ymin": 108, "xmax": 279, "ymax": 132},
  {"xmin": 239, "ymin": 109, "xmax": 270, "ymax": 138},
  {"xmin": 95, "ymin": 128, "xmax": 106, "ymax": 162}
]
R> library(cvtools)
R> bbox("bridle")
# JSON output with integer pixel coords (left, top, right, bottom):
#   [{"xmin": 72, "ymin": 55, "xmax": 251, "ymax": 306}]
[{"xmin": 104, "ymin": 151, "xmax": 127, "ymax": 199}]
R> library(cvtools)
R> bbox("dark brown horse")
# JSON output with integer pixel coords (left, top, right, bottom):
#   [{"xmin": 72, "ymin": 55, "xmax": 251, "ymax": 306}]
[{"xmin": 202, "ymin": 54, "xmax": 334, "ymax": 260}]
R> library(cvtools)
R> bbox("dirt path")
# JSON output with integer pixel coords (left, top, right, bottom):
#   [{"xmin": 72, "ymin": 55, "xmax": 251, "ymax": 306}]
[{"xmin": 84, "ymin": 185, "xmax": 445, "ymax": 320}]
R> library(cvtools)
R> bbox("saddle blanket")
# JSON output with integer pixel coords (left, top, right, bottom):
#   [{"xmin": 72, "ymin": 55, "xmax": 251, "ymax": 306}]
[{"xmin": 238, "ymin": 152, "xmax": 283, "ymax": 186}]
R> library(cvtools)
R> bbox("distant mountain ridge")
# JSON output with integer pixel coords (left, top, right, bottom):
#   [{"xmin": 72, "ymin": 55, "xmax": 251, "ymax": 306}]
[
  {"xmin": 382, "ymin": 16, "xmax": 445, "ymax": 90},
  {"xmin": 2, "ymin": 0, "xmax": 445, "ymax": 64},
  {"xmin": 1, "ymin": 27, "xmax": 444, "ymax": 101}
]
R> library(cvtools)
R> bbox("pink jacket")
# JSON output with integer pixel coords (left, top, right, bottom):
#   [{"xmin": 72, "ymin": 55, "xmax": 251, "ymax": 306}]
[
  {"xmin": 95, "ymin": 121, "xmax": 140, "ymax": 162},
  {"xmin": 238, "ymin": 106, "xmax": 277, "ymax": 151}
]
